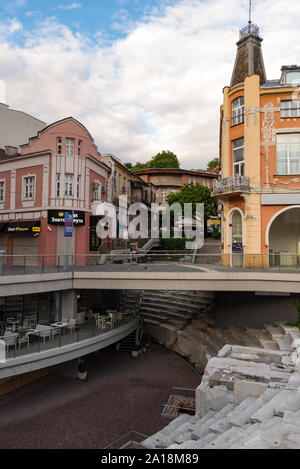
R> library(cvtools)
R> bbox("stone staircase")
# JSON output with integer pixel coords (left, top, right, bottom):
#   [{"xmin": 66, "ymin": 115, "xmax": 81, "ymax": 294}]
[
  {"xmin": 140, "ymin": 290, "xmax": 214, "ymax": 329},
  {"xmin": 194, "ymin": 239, "xmax": 222, "ymax": 265},
  {"xmin": 142, "ymin": 323, "xmax": 300, "ymax": 449}
]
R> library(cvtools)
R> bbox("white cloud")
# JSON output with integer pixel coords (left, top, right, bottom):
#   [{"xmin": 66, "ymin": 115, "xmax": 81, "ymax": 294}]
[
  {"xmin": 56, "ymin": 3, "xmax": 82, "ymax": 10},
  {"xmin": 0, "ymin": 0, "xmax": 300, "ymax": 169}
]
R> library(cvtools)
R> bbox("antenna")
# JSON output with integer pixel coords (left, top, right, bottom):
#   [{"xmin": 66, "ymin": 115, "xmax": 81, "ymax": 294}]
[{"xmin": 249, "ymin": 0, "xmax": 252, "ymax": 24}]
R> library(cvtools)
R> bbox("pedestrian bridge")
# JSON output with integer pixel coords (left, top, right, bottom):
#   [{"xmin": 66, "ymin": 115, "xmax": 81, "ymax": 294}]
[{"xmin": 0, "ymin": 268, "xmax": 299, "ymax": 297}]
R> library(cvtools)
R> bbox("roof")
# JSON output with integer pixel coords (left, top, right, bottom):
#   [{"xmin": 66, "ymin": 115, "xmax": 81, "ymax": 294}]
[{"xmin": 132, "ymin": 168, "xmax": 218, "ymax": 178}]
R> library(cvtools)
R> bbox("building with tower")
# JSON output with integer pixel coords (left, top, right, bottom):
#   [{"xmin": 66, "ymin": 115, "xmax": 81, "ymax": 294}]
[{"xmin": 213, "ymin": 20, "xmax": 300, "ymax": 268}]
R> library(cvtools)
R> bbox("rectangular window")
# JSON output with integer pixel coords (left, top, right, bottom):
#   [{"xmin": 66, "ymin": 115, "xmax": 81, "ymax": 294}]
[
  {"xmin": 56, "ymin": 173, "xmax": 60, "ymax": 197},
  {"xmin": 64, "ymin": 174, "xmax": 73, "ymax": 197},
  {"xmin": 232, "ymin": 97, "xmax": 244, "ymax": 126},
  {"xmin": 93, "ymin": 182, "xmax": 101, "ymax": 201},
  {"xmin": 233, "ymin": 137, "xmax": 245, "ymax": 176},
  {"xmin": 77, "ymin": 175, "xmax": 81, "ymax": 199},
  {"xmin": 66, "ymin": 138, "xmax": 75, "ymax": 156},
  {"xmin": 57, "ymin": 138, "xmax": 62, "ymax": 155},
  {"xmin": 276, "ymin": 133, "xmax": 300, "ymax": 175},
  {"xmin": 23, "ymin": 176, "xmax": 35, "ymax": 200},
  {"xmin": 78, "ymin": 140, "xmax": 82, "ymax": 156},
  {"xmin": 0, "ymin": 181, "xmax": 4, "ymax": 202},
  {"xmin": 281, "ymin": 100, "xmax": 300, "ymax": 118}
]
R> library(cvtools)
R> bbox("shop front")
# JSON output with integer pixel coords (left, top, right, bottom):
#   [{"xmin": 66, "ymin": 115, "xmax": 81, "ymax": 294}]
[
  {"xmin": 0, "ymin": 221, "xmax": 41, "ymax": 266},
  {"xmin": 48, "ymin": 210, "xmax": 85, "ymax": 266}
]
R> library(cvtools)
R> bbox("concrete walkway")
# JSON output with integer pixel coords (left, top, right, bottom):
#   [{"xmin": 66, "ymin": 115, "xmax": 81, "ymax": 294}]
[{"xmin": 0, "ymin": 344, "xmax": 200, "ymax": 449}]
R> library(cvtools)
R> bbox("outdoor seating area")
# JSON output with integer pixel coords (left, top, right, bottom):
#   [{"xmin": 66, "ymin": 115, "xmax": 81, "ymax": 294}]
[
  {"xmin": 95, "ymin": 309, "xmax": 135, "ymax": 330},
  {"xmin": 0, "ymin": 308, "xmax": 137, "ymax": 360}
]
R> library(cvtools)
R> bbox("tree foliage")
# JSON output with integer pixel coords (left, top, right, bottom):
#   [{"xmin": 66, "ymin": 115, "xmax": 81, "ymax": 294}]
[
  {"xmin": 207, "ymin": 158, "xmax": 220, "ymax": 170},
  {"xmin": 129, "ymin": 150, "xmax": 180, "ymax": 171},
  {"xmin": 147, "ymin": 150, "xmax": 180, "ymax": 169},
  {"xmin": 166, "ymin": 182, "xmax": 216, "ymax": 220}
]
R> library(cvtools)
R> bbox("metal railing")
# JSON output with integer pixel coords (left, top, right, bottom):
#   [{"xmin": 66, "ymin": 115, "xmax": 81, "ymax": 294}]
[
  {"xmin": 0, "ymin": 252, "xmax": 300, "ymax": 275},
  {"xmin": 103, "ymin": 431, "xmax": 148, "ymax": 449},
  {"xmin": 162, "ymin": 387, "xmax": 196, "ymax": 419},
  {"xmin": 0, "ymin": 312, "xmax": 137, "ymax": 362},
  {"xmin": 239, "ymin": 23, "xmax": 259, "ymax": 39},
  {"xmin": 213, "ymin": 175, "xmax": 250, "ymax": 194}
]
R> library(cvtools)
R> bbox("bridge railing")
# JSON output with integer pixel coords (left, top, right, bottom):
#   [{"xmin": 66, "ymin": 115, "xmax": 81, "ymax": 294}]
[{"xmin": 0, "ymin": 252, "xmax": 299, "ymax": 275}]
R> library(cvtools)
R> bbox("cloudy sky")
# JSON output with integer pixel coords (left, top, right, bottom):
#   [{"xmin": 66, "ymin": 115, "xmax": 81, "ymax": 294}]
[{"xmin": 0, "ymin": 0, "xmax": 300, "ymax": 169}]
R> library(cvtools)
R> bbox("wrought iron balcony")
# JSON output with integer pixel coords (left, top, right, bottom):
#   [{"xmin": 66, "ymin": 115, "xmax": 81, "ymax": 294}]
[{"xmin": 212, "ymin": 175, "xmax": 250, "ymax": 195}]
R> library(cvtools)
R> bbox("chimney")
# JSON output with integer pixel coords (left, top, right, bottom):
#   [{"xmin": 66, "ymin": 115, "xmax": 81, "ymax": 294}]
[
  {"xmin": 5, "ymin": 146, "xmax": 19, "ymax": 157},
  {"xmin": 230, "ymin": 22, "xmax": 267, "ymax": 88}
]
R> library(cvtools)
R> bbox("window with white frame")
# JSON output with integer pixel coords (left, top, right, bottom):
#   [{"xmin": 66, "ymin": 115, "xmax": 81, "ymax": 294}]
[
  {"xmin": 23, "ymin": 176, "xmax": 35, "ymax": 200},
  {"xmin": 57, "ymin": 137, "xmax": 62, "ymax": 155},
  {"xmin": 0, "ymin": 180, "xmax": 4, "ymax": 202},
  {"xmin": 233, "ymin": 138, "xmax": 245, "ymax": 176},
  {"xmin": 232, "ymin": 97, "xmax": 244, "ymax": 126},
  {"xmin": 276, "ymin": 133, "xmax": 300, "ymax": 175},
  {"xmin": 64, "ymin": 174, "xmax": 73, "ymax": 197},
  {"xmin": 280, "ymin": 100, "xmax": 300, "ymax": 118},
  {"xmin": 93, "ymin": 181, "xmax": 101, "ymax": 200},
  {"xmin": 56, "ymin": 173, "xmax": 60, "ymax": 197},
  {"xmin": 66, "ymin": 138, "xmax": 75, "ymax": 156},
  {"xmin": 77, "ymin": 175, "xmax": 81, "ymax": 199}
]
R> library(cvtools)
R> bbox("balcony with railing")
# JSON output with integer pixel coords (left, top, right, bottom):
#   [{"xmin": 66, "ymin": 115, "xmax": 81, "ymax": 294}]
[{"xmin": 212, "ymin": 175, "xmax": 250, "ymax": 196}]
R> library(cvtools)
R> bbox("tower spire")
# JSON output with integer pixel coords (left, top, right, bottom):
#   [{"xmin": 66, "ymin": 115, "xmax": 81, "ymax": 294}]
[{"xmin": 249, "ymin": 0, "xmax": 252, "ymax": 24}]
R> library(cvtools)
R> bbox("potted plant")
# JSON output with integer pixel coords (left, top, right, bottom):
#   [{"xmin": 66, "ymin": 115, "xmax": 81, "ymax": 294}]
[
  {"xmin": 78, "ymin": 361, "xmax": 88, "ymax": 381},
  {"xmin": 131, "ymin": 345, "xmax": 140, "ymax": 358}
]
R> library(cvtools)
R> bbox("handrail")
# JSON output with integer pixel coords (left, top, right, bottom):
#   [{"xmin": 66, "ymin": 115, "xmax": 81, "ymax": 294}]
[{"xmin": 103, "ymin": 431, "xmax": 148, "ymax": 449}]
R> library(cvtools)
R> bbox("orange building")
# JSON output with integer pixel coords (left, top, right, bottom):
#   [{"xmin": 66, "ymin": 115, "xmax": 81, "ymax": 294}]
[{"xmin": 214, "ymin": 22, "xmax": 300, "ymax": 268}]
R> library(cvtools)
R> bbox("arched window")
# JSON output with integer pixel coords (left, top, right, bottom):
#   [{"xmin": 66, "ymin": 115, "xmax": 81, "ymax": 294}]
[{"xmin": 231, "ymin": 210, "xmax": 243, "ymax": 267}]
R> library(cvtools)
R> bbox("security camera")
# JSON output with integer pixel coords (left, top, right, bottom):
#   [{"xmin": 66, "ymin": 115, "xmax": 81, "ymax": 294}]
[
  {"xmin": 33, "ymin": 233, "xmax": 40, "ymax": 238},
  {"xmin": 47, "ymin": 226, "xmax": 52, "ymax": 232}
]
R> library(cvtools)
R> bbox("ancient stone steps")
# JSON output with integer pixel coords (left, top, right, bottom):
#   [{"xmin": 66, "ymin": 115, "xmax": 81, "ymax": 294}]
[{"xmin": 246, "ymin": 328, "xmax": 280, "ymax": 350}]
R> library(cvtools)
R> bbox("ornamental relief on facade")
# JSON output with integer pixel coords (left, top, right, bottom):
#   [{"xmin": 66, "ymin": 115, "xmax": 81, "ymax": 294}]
[{"xmin": 261, "ymin": 102, "xmax": 276, "ymax": 146}]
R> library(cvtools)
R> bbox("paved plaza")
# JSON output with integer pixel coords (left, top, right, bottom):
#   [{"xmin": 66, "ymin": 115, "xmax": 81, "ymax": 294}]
[{"xmin": 0, "ymin": 343, "xmax": 200, "ymax": 449}]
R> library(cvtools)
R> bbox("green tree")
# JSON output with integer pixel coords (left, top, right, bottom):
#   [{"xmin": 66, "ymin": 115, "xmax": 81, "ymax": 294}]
[
  {"xmin": 124, "ymin": 162, "xmax": 133, "ymax": 170},
  {"xmin": 167, "ymin": 182, "xmax": 216, "ymax": 221},
  {"xmin": 147, "ymin": 150, "xmax": 180, "ymax": 169},
  {"xmin": 131, "ymin": 162, "xmax": 148, "ymax": 171},
  {"xmin": 207, "ymin": 158, "xmax": 220, "ymax": 170}
]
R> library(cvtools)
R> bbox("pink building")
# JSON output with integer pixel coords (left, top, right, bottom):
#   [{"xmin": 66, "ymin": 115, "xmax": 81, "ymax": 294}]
[{"xmin": 0, "ymin": 117, "xmax": 111, "ymax": 266}]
